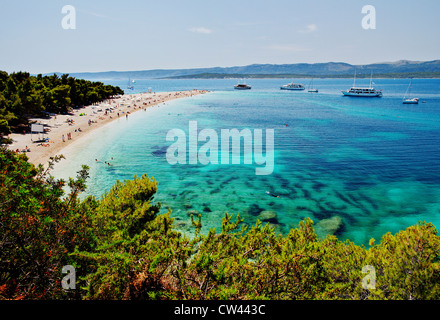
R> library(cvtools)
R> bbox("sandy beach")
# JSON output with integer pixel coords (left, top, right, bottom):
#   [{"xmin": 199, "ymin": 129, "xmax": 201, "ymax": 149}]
[{"xmin": 7, "ymin": 89, "xmax": 208, "ymax": 167}]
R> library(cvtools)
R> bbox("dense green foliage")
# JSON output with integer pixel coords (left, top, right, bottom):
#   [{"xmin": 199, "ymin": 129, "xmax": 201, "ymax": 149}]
[
  {"xmin": 1, "ymin": 147, "xmax": 440, "ymax": 300},
  {"xmin": 0, "ymin": 71, "xmax": 123, "ymax": 143}
]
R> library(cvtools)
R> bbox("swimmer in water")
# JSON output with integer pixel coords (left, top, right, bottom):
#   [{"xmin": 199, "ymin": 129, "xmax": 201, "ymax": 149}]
[{"xmin": 266, "ymin": 191, "xmax": 280, "ymax": 198}]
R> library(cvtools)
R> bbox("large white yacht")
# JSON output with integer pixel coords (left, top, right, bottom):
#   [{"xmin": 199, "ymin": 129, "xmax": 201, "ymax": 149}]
[
  {"xmin": 280, "ymin": 83, "xmax": 305, "ymax": 91},
  {"xmin": 342, "ymin": 71, "xmax": 382, "ymax": 97},
  {"xmin": 342, "ymin": 87, "xmax": 383, "ymax": 97}
]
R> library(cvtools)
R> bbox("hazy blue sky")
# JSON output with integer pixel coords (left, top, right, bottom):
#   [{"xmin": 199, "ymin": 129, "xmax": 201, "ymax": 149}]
[{"xmin": 1, "ymin": 0, "xmax": 439, "ymax": 74}]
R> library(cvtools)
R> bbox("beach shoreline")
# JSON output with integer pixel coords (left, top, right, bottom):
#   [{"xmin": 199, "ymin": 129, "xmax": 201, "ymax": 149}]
[{"xmin": 6, "ymin": 89, "xmax": 208, "ymax": 167}]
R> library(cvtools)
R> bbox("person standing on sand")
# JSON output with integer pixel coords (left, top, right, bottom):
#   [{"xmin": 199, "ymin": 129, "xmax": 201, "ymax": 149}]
[{"xmin": 62, "ymin": 134, "xmax": 65, "ymax": 142}]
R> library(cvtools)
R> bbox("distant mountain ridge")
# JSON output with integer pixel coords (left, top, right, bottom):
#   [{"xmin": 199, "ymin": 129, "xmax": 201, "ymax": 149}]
[{"xmin": 48, "ymin": 60, "xmax": 440, "ymax": 80}]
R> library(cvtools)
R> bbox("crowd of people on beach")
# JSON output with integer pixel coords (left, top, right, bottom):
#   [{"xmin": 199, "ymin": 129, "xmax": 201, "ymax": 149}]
[
  {"xmin": 15, "ymin": 146, "xmax": 31, "ymax": 153},
  {"xmin": 8, "ymin": 90, "xmax": 208, "ymax": 161}
]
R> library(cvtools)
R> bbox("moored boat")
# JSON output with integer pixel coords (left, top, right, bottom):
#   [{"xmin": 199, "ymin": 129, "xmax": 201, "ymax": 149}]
[
  {"xmin": 280, "ymin": 83, "xmax": 305, "ymax": 90},
  {"xmin": 234, "ymin": 83, "xmax": 252, "ymax": 90},
  {"xmin": 403, "ymin": 98, "xmax": 419, "ymax": 104},
  {"xmin": 402, "ymin": 78, "xmax": 419, "ymax": 104},
  {"xmin": 127, "ymin": 77, "xmax": 134, "ymax": 90},
  {"xmin": 307, "ymin": 78, "xmax": 318, "ymax": 93},
  {"xmin": 342, "ymin": 71, "xmax": 382, "ymax": 97},
  {"xmin": 342, "ymin": 87, "xmax": 383, "ymax": 97}
]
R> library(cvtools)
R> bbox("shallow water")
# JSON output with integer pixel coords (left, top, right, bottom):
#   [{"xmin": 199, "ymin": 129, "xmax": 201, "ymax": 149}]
[{"xmin": 51, "ymin": 78, "xmax": 440, "ymax": 245}]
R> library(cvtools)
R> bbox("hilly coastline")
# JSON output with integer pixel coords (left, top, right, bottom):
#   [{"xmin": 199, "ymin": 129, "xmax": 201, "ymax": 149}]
[{"xmin": 50, "ymin": 59, "xmax": 440, "ymax": 80}]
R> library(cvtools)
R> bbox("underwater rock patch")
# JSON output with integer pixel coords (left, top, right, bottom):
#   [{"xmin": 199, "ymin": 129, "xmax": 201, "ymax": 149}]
[
  {"xmin": 210, "ymin": 187, "xmax": 221, "ymax": 194},
  {"xmin": 315, "ymin": 215, "xmax": 343, "ymax": 238},
  {"xmin": 257, "ymin": 210, "xmax": 279, "ymax": 224},
  {"xmin": 245, "ymin": 203, "xmax": 265, "ymax": 216},
  {"xmin": 151, "ymin": 145, "xmax": 168, "ymax": 157}
]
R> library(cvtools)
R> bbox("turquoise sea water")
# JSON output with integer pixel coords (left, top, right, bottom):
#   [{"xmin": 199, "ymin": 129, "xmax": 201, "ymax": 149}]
[{"xmin": 51, "ymin": 78, "xmax": 440, "ymax": 245}]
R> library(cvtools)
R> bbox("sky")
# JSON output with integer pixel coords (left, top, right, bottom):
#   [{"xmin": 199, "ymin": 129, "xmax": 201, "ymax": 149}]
[{"xmin": 0, "ymin": 0, "xmax": 439, "ymax": 74}]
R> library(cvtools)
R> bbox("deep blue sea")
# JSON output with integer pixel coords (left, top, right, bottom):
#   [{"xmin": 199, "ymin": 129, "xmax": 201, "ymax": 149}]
[{"xmin": 52, "ymin": 78, "xmax": 440, "ymax": 245}]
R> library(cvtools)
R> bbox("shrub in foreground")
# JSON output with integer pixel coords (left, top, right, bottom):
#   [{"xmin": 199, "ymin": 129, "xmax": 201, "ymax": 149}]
[{"xmin": 1, "ymin": 147, "xmax": 440, "ymax": 300}]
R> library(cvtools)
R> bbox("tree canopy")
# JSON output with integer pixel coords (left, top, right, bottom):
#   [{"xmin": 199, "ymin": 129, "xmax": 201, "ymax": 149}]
[
  {"xmin": 1, "ymin": 147, "xmax": 440, "ymax": 300},
  {"xmin": 0, "ymin": 71, "xmax": 123, "ymax": 144}
]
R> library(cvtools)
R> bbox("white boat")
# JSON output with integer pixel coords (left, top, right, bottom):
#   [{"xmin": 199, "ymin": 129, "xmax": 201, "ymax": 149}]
[
  {"xmin": 127, "ymin": 77, "xmax": 134, "ymax": 90},
  {"xmin": 234, "ymin": 81, "xmax": 251, "ymax": 90},
  {"xmin": 342, "ymin": 71, "xmax": 382, "ymax": 97},
  {"xmin": 342, "ymin": 87, "xmax": 383, "ymax": 97},
  {"xmin": 402, "ymin": 78, "xmax": 419, "ymax": 104},
  {"xmin": 307, "ymin": 79, "xmax": 318, "ymax": 93},
  {"xmin": 280, "ymin": 83, "xmax": 305, "ymax": 90},
  {"xmin": 403, "ymin": 97, "xmax": 419, "ymax": 104}
]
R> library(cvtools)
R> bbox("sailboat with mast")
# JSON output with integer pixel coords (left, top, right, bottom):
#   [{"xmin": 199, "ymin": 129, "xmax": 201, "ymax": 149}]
[
  {"xmin": 342, "ymin": 70, "xmax": 383, "ymax": 97},
  {"xmin": 127, "ymin": 77, "xmax": 134, "ymax": 90},
  {"xmin": 402, "ymin": 78, "xmax": 419, "ymax": 104},
  {"xmin": 308, "ymin": 78, "xmax": 318, "ymax": 93}
]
